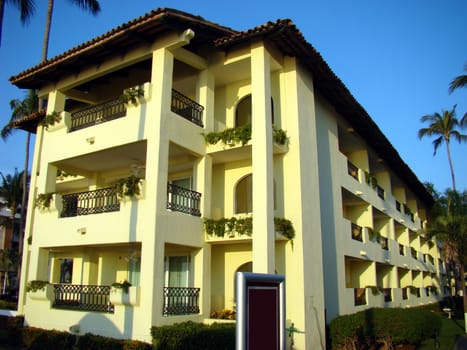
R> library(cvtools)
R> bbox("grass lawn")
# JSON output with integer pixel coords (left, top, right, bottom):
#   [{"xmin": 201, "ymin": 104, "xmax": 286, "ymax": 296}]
[{"xmin": 417, "ymin": 316, "xmax": 465, "ymax": 350}]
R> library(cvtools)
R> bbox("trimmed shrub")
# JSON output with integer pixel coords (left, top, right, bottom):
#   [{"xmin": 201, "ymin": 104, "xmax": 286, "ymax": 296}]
[
  {"xmin": 329, "ymin": 307, "xmax": 441, "ymax": 349},
  {"xmin": 22, "ymin": 326, "xmax": 75, "ymax": 350},
  {"xmin": 76, "ymin": 333, "xmax": 152, "ymax": 350},
  {"xmin": 0, "ymin": 315, "xmax": 24, "ymax": 346},
  {"xmin": 151, "ymin": 321, "xmax": 235, "ymax": 350}
]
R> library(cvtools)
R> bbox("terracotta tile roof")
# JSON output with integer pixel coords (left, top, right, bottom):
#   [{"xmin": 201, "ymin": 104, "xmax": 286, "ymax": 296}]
[
  {"xmin": 11, "ymin": 109, "xmax": 46, "ymax": 133},
  {"xmin": 10, "ymin": 7, "xmax": 236, "ymax": 89}
]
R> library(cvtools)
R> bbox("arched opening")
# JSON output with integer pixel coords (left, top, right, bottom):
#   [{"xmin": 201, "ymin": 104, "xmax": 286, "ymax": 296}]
[
  {"xmin": 235, "ymin": 174, "xmax": 253, "ymax": 214},
  {"xmin": 235, "ymin": 94, "xmax": 274, "ymax": 127},
  {"xmin": 234, "ymin": 174, "xmax": 276, "ymax": 214}
]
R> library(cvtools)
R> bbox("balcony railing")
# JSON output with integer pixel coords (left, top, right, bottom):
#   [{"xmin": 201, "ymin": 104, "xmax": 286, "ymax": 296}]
[
  {"xmin": 351, "ymin": 223, "xmax": 363, "ymax": 242},
  {"xmin": 166, "ymin": 183, "xmax": 201, "ymax": 217},
  {"xmin": 171, "ymin": 89, "xmax": 204, "ymax": 127},
  {"xmin": 70, "ymin": 98, "xmax": 126, "ymax": 132},
  {"xmin": 347, "ymin": 161, "xmax": 359, "ymax": 181},
  {"xmin": 61, "ymin": 187, "xmax": 120, "ymax": 218},
  {"xmin": 163, "ymin": 287, "xmax": 200, "ymax": 316},
  {"xmin": 52, "ymin": 284, "xmax": 114, "ymax": 313}
]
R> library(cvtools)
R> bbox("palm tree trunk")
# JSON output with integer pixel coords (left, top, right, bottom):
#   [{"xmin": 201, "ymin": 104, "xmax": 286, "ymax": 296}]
[
  {"xmin": 0, "ymin": 0, "xmax": 5, "ymax": 47},
  {"xmin": 42, "ymin": 0, "xmax": 54, "ymax": 61},
  {"xmin": 445, "ymin": 140, "xmax": 456, "ymax": 191}
]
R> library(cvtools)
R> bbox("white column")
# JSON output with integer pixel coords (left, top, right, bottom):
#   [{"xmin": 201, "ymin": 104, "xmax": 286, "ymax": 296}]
[
  {"xmin": 142, "ymin": 47, "xmax": 173, "ymax": 327},
  {"xmin": 251, "ymin": 41, "xmax": 275, "ymax": 274}
]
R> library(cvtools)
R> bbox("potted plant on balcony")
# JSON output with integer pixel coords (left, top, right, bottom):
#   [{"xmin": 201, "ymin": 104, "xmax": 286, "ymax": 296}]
[
  {"xmin": 120, "ymin": 85, "xmax": 145, "ymax": 106},
  {"xmin": 114, "ymin": 175, "xmax": 142, "ymax": 200},
  {"xmin": 26, "ymin": 280, "xmax": 54, "ymax": 301},
  {"xmin": 110, "ymin": 280, "xmax": 139, "ymax": 306},
  {"xmin": 35, "ymin": 192, "xmax": 55, "ymax": 210}
]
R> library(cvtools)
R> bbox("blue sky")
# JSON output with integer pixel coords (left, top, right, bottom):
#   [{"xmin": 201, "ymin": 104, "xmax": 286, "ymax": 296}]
[{"xmin": 0, "ymin": 0, "xmax": 466, "ymax": 193}]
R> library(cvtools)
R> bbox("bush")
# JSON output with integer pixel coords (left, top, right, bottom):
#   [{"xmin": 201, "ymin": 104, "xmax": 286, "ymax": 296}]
[
  {"xmin": 151, "ymin": 321, "xmax": 235, "ymax": 350},
  {"xmin": 0, "ymin": 315, "xmax": 24, "ymax": 346},
  {"xmin": 329, "ymin": 308, "xmax": 441, "ymax": 349},
  {"xmin": 22, "ymin": 326, "xmax": 75, "ymax": 350},
  {"xmin": 76, "ymin": 333, "xmax": 152, "ymax": 350}
]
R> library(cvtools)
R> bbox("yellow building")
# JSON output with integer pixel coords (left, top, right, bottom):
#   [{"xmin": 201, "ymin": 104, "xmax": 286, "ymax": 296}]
[{"xmin": 10, "ymin": 8, "xmax": 444, "ymax": 348}]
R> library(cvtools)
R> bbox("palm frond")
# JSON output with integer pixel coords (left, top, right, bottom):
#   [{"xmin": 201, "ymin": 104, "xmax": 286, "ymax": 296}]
[{"xmin": 69, "ymin": 0, "xmax": 101, "ymax": 15}]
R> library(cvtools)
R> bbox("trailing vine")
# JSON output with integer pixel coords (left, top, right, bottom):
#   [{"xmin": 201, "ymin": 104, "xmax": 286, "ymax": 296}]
[
  {"xmin": 112, "ymin": 280, "xmax": 132, "ymax": 294},
  {"xmin": 40, "ymin": 111, "xmax": 62, "ymax": 130},
  {"xmin": 26, "ymin": 280, "xmax": 49, "ymax": 293},
  {"xmin": 114, "ymin": 175, "xmax": 142, "ymax": 199},
  {"xmin": 120, "ymin": 85, "xmax": 144, "ymax": 106},
  {"xmin": 35, "ymin": 192, "xmax": 54, "ymax": 210},
  {"xmin": 203, "ymin": 124, "xmax": 288, "ymax": 147},
  {"xmin": 204, "ymin": 216, "xmax": 295, "ymax": 240}
]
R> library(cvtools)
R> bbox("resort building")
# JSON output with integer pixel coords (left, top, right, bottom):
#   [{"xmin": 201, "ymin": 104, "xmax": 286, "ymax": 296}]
[{"xmin": 9, "ymin": 8, "xmax": 444, "ymax": 348}]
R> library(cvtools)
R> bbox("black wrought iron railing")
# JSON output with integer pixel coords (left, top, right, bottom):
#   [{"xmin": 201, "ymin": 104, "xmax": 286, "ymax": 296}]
[
  {"xmin": 52, "ymin": 284, "xmax": 114, "ymax": 313},
  {"xmin": 347, "ymin": 161, "xmax": 359, "ymax": 181},
  {"xmin": 166, "ymin": 183, "xmax": 201, "ymax": 217},
  {"xmin": 70, "ymin": 98, "xmax": 126, "ymax": 132},
  {"xmin": 171, "ymin": 89, "xmax": 204, "ymax": 127},
  {"xmin": 61, "ymin": 187, "xmax": 120, "ymax": 218},
  {"xmin": 162, "ymin": 287, "xmax": 200, "ymax": 316}
]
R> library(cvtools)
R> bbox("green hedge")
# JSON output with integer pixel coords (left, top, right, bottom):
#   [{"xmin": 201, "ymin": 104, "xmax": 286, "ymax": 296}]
[
  {"xmin": 151, "ymin": 321, "xmax": 235, "ymax": 350},
  {"xmin": 76, "ymin": 333, "xmax": 152, "ymax": 350},
  {"xmin": 0, "ymin": 315, "xmax": 24, "ymax": 346},
  {"xmin": 22, "ymin": 327, "xmax": 75, "ymax": 350},
  {"xmin": 329, "ymin": 308, "xmax": 441, "ymax": 349}
]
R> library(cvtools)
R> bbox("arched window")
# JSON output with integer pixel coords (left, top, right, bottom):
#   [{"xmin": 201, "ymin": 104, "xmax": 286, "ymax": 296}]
[
  {"xmin": 235, "ymin": 174, "xmax": 252, "ymax": 214},
  {"xmin": 234, "ymin": 174, "xmax": 276, "ymax": 214},
  {"xmin": 235, "ymin": 94, "xmax": 274, "ymax": 127}
]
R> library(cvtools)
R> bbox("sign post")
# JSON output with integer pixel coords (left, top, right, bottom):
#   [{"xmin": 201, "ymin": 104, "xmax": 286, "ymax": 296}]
[{"xmin": 236, "ymin": 272, "xmax": 285, "ymax": 350}]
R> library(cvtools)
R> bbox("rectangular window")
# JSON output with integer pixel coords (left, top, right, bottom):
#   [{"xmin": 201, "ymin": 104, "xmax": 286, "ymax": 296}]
[
  {"xmin": 164, "ymin": 256, "xmax": 190, "ymax": 287},
  {"xmin": 129, "ymin": 258, "xmax": 141, "ymax": 287}
]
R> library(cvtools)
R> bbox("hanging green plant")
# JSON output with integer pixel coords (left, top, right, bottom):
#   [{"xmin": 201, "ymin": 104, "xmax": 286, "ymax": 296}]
[
  {"xmin": 120, "ymin": 85, "xmax": 144, "ymax": 106},
  {"xmin": 112, "ymin": 280, "xmax": 132, "ymax": 294},
  {"xmin": 274, "ymin": 217, "xmax": 295, "ymax": 240},
  {"xmin": 272, "ymin": 125, "xmax": 289, "ymax": 145},
  {"xmin": 114, "ymin": 175, "xmax": 142, "ymax": 198},
  {"xmin": 203, "ymin": 124, "xmax": 288, "ymax": 147},
  {"xmin": 26, "ymin": 280, "xmax": 49, "ymax": 293},
  {"xmin": 35, "ymin": 192, "xmax": 54, "ymax": 210},
  {"xmin": 204, "ymin": 216, "xmax": 294, "ymax": 240},
  {"xmin": 40, "ymin": 111, "xmax": 62, "ymax": 130}
]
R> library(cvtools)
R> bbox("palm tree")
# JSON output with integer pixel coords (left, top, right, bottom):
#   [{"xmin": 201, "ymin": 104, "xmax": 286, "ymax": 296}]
[
  {"xmin": 418, "ymin": 105, "xmax": 467, "ymax": 191},
  {"xmin": 0, "ymin": 169, "xmax": 24, "ymax": 251},
  {"xmin": 449, "ymin": 64, "xmax": 467, "ymax": 94},
  {"xmin": 2, "ymin": 89, "xmax": 37, "ymax": 258},
  {"xmin": 41, "ymin": 0, "xmax": 100, "ymax": 60},
  {"xmin": 0, "ymin": 249, "xmax": 19, "ymax": 295},
  {"xmin": 425, "ymin": 189, "xmax": 467, "ymax": 329},
  {"xmin": 0, "ymin": 0, "xmax": 35, "ymax": 46}
]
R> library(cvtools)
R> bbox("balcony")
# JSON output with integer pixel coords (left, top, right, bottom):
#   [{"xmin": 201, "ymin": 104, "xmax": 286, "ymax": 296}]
[
  {"xmin": 379, "ymin": 236, "xmax": 389, "ymax": 251},
  {"xmin": 395, "ymin": 200, "xmax": 401, "ymax": 212},
  {"xmin": 382, "ymin": 288, "xmax": 392, "ymax": 302},
  {"xmin": 166, "ymin": 183, "xmax": 201, "ymax": 217},
  {"xmin": 171, "ymin": 89, "xmax": 204, "ymax": 127},
  {"xmin": 52, "ymin": 284, "xmax": 114, "ymax": 313},
  {"xmin": 376, "ymin": 185, "xmax": 385, "ymax": 200},
  {"xmin": 61, "ymin": 187, "xmax": 120, "ymax": 218},
  {"xmin": 163, "ymin": 287, "xmax": 200, "ymax": 316},
  {"xmin": 410, "ymin": 247, "xmax": 417, "ymax": 259},
  {"xmin": 70, "ymin": 98, "xmax": 126, "ymax": 132}
]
